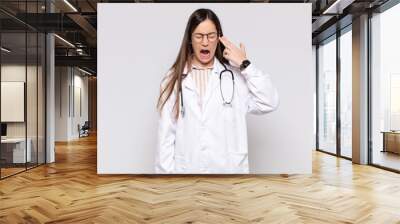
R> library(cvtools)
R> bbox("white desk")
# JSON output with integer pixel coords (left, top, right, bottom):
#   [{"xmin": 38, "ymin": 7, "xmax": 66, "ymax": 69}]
[{"xmin": 1, "ymin": 138, "xmax": 32, "ymax": 163}]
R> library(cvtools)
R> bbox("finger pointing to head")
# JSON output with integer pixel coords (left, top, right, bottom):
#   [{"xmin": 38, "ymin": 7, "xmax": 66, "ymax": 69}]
[{"xmin": 240, "ymin": 43, "xmax": 245, "ymax": 52}]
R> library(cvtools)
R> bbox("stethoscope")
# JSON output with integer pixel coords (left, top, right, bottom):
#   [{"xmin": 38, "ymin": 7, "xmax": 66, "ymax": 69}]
[{"xmin": 180, "ymin": 61, "xmax": 234, "ymax": 118}]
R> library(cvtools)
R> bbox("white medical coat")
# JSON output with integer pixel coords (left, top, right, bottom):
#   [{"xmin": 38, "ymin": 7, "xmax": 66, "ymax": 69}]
[{"xmin": 155, "ymin": 58, "xmax": 279, "ymax": 174}]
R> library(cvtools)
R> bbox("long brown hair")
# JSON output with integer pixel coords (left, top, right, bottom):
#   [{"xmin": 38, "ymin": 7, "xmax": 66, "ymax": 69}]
[{"xmin": 157, "ymin": 8, "xmax": 229, "ymax": 120}]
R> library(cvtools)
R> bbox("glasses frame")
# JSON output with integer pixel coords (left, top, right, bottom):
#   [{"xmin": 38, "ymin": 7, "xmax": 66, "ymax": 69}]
[{"xmin": 192, "ymin": 32, "xmax": 219, "ymax": 43}]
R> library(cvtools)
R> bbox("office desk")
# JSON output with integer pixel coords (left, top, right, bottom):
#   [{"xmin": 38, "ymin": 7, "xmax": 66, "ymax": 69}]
[
  {"xmin": 382, "ymin": 131, "xmax": 400, "ymax": 154},
  {"xmin": 1, "ymin": 138, "xmax": 32, "ymax": 164}
]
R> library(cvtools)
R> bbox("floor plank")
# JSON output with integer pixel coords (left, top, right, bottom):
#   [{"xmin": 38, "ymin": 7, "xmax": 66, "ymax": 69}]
[{"xmin": 1, "ymin": 134, "xmax": 400, "ymax": 223}]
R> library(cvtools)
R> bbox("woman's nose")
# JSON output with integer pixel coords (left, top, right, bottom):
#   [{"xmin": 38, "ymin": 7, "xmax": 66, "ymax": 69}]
[{"xmin": 201, "ymin": 37, "xmax": 209, "ymax": 45}]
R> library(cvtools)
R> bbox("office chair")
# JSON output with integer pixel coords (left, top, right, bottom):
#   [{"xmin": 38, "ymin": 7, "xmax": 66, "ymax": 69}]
[{"xmin": 79, "ymin": 121, "xmax": 90, "ymax": 138}]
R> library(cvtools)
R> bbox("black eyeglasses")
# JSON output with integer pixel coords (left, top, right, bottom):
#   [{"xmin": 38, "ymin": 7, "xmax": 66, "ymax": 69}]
[{"xmin": 192, "ymin": 32, "xmax": 218, "ymax": 43}]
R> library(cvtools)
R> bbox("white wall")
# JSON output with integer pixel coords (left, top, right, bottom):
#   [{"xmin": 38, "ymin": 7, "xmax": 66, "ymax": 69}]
[
  {"xmin": 72, "ymin": 72, "xmax": 89, "ymax": 138},
  {"xmin": 98, "ymin": 3, "xmax": 313, "ymax": 174},
  {"xmin": 55, "ymin": 67, "xmax": 89, "ymax": 141},
  {"xmin": 55, "ymin": 67, "xmax": 69, "ymax": 141}
]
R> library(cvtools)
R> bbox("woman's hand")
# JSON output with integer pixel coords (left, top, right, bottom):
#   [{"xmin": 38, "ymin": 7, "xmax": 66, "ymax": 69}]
[{"xmin": 219, "ymin": 36, "xmax": 247, "ymax": 68}]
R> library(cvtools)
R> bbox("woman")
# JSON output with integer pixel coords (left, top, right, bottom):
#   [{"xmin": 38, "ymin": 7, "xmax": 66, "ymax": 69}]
[{"xmin": 156, "ymin": 8, "xmax": 279, "ymax": 174}]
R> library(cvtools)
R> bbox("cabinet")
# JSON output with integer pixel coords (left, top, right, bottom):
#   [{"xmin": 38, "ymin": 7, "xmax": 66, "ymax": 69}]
[{"xmin": 382, "ymin": 131, "xmax": 400, "ymax": 154}]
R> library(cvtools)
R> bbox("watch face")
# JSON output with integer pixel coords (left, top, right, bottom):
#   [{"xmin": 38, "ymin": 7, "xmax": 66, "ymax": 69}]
[{"xmin": 241, "ymin": 60, "xmax": 250, "ymax": 70}]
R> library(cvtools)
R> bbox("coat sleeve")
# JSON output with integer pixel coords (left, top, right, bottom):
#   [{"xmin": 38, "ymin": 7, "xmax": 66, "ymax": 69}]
[
  {"xmin": 155, "ymin": 76, "xmax": 177, "ymax": 174},
  {"xmin": 240, "ymin": 63, "xmax": 279, "ymax": 114}
]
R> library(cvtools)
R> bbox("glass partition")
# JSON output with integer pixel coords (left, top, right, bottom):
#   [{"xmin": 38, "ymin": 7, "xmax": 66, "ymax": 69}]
[
  {"xmin": 0, "ymin": 31, "xmax": 28, "ymax": 177},
  {"xmin": 0, "ymin": 1, "xmax": 46, "ymax": 179}
]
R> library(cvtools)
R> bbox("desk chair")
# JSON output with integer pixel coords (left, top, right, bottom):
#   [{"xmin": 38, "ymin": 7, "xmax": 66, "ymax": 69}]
[{"xmin": 78, "ymin": 121, "xmax": 90, "ymax": 138}]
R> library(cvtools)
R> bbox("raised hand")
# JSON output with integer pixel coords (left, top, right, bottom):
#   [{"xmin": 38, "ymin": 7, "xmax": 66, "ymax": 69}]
[{"xmin": 219, "ymin": 36, "xmax": 247, "ymax": 68}]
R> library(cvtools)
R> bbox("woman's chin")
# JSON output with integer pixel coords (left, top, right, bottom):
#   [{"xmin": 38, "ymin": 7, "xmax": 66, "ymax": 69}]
[{"xmin": 198, "ymin": 55, "xmax": 213, "ymax": 64}]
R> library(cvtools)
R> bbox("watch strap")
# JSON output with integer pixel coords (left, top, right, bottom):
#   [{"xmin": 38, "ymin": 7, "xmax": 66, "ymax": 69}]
[{"xmin": 240, "ymin": 59, "xmax": 251, "ymax": 71}]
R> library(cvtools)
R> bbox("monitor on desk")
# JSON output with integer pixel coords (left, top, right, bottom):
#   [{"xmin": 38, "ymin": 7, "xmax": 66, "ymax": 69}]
[{"xmin": 1, "ymin": 123, "xmax": 7, "ymax": 138}]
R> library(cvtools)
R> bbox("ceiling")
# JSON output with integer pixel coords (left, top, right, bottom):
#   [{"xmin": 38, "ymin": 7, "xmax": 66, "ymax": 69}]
[{"xmin": 0, "ymin": 0, "xmax": 392, "ymax": 75}]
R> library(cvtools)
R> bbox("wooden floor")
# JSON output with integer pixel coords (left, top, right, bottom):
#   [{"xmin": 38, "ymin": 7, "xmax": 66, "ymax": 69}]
[
  {"xmin": 373, "ymin": 150, "xmax": 400, "ymax": 171},
  {"xmin": 1, "ymin": 134, "xmax": 400, "ymax": 223},
  {"xmin": 0, "ymin": 167, "xmax": 26, "ymax": 178}
]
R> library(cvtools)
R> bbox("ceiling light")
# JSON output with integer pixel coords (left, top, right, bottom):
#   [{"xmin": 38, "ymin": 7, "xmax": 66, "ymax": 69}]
[
  {"xmin": 78, "ymin": 67, "xmax": 93, "ymax": 76},
  {"xmin": 54, "ymin": 34, "xmax": 75, "ymax": 48},
  {"xmin": 322, "ymin": 0, "xmax": 355, "ymax": 15},
  {"xmin": 1, "ymin": 47, "xmax": 11, "ymax": 53},
  {"xmin": 63, "ymin": 0, "xmax": 78, "ymax": 12}
]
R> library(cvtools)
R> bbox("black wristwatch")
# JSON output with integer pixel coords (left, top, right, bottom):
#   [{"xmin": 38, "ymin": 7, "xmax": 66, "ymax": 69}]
[{"xmin": 240, "ymin": 59, "xmax": 251, "ymax": 71}]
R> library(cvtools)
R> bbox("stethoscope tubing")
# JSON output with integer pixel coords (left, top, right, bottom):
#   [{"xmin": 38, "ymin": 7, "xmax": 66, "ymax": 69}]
[{"xmin": 180, "ymin": 62, "xmax": 234, "ymax": 118}]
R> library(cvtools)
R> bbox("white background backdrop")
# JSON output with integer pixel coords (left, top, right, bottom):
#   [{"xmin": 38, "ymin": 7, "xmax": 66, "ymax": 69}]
[{"xmin": 98, "ymin": 3, "xmax": 313, "ymax": 174}]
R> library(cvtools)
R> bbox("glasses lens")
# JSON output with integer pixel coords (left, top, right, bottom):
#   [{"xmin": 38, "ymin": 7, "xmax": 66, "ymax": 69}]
[
  {"xmin": 192, "ymin": 32, "xmax": 218, "ymax": 43},
  {"xmin": 193, "ymin": 34, "xmax": 203, "ymax": 43},
  {"xmin": 208, "ymin": 33, "xmax": 217, "ymax": 42}
]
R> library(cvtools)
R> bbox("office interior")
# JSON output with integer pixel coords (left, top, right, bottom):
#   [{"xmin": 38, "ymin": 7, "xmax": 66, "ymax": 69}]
[{"xmin": 0, "ymin": 0, "xmax": 400, "ymax": 223}]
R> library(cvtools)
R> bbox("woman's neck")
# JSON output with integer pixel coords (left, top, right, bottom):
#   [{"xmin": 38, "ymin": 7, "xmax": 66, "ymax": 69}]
[{"xmin": 191, "ymin": 56, "xmax": 214, "ymax": 69}]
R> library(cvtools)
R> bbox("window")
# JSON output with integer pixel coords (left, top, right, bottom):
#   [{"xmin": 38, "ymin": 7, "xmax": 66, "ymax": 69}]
[
  {"xmin": 339, "ymin": 28, "xmax": 352, "ymax": 158},
  {"xmin": 318, "ymin": 36, "xmax": 337, "ymax": 154},
  {"xmin": 370, "ymin": 2, "xmax": 400, "ymax": 171}
]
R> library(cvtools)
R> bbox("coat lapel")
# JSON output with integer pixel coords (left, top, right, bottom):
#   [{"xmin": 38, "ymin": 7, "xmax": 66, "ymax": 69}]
[
  {"xmin": 181, "ymin": 63, "xmax": 202, "ymax": 120},
  {"xmin": 182, "ymin": 63, "xmax": 196, "ymax": 93}
]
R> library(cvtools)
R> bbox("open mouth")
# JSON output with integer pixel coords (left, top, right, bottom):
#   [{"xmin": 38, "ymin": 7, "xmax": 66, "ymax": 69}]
[{"xmin": 200, "ymin": 49, "xmax": 210, "ymax": 60}]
